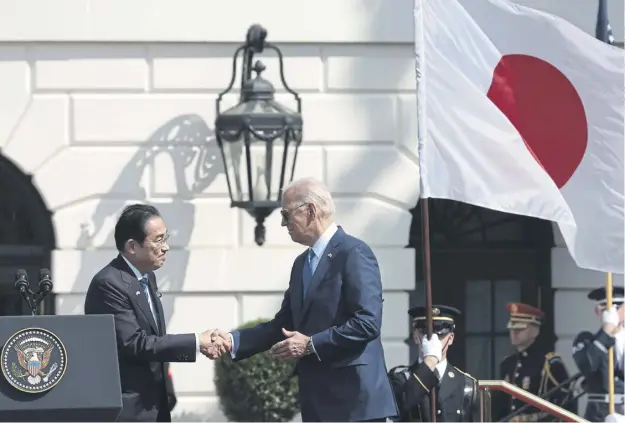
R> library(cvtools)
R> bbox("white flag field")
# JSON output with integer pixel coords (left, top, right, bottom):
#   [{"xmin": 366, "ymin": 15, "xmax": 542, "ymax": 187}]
[{"xmin": 415, "ymin": 0, "xmax": 624, "ymax": 273}]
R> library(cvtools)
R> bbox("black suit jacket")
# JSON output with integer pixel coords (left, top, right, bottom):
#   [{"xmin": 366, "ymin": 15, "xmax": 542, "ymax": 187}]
[{"xmin": 84, "ymin": 255, "xmax": 196, "ymax": 422}]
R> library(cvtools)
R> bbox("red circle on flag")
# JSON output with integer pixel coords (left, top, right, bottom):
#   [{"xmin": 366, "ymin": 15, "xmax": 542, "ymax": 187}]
[{"xmin": 486, "ymin": 54, "xmax": 588, "ymax": 189}]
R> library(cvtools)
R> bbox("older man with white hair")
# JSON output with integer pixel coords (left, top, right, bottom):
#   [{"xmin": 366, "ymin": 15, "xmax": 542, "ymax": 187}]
[{"xmin": 210, "ymin": 177, "xmax": 398, "ymax": 422}]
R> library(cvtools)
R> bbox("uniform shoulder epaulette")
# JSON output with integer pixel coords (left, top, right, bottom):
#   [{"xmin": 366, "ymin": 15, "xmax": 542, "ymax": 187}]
[
  {"xmin": 453, "ymin": 366, "xmax": 477, "ymax": 383},
  {"xmin": 544, "ymin": 352, "xmax": 562, "ymax": 364}
]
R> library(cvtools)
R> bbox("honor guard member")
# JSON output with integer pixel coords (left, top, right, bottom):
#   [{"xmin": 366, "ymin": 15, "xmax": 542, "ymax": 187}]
[
  {"xmin": 492, "ymin": 303, "xmax": 575, "ymax": 422},
  {"xmin": 388, "ymin": 305, "xmax": 478, "ymax": 422},
  {"xmin": 572, "ymin": 287, "xmax": 624, "ymax": 422}
]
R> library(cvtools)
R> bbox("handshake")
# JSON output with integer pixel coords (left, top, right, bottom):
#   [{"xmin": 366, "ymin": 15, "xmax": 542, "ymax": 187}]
[
  {"xmin": 198, "ymin": 329, "xmax": 232, "ymax": 360},
  {"xmin": 196, "ymin": 327, "xmax": 313, "ymax": 361}
]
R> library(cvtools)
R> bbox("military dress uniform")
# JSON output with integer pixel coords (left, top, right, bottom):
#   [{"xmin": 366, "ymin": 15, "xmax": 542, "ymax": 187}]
[
  {"xmin": 388, "ymin": 305, "xmax": 479, "ymax": 422},
  {"xmin": 492, "ymin": 303, "xmax": 576, "ymax": 422},
  {"xmin": 572, "ymin": 287, "xmax": 625, "ymax": 422}
]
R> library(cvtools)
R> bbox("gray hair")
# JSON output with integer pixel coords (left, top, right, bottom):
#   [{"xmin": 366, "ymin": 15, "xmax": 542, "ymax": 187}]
[{"xmin": 283, "ymin": 177, "xmax": 335, "ymax": 218}]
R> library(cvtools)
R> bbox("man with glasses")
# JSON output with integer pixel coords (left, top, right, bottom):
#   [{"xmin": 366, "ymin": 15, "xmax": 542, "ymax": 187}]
[
  {"xmin": 84, "ymin": 204, "xmax": 220, "ymax": 422},
  {"xmin": 209, "ymin": 177, "xmax": 398, "ymax": 422},
  {"xmin": 388, "ymin": 305, "xmax": 478, "ymax": 422}
]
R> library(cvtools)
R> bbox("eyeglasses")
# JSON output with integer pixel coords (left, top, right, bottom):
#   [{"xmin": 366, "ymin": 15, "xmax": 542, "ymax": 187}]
[
  {"xmin": 280, "ymin": 203, "xmax": 309, "ymax": 220},
  {"xmin": 150, "ymin": 232, "xmax": 170, "ymax": 248}
]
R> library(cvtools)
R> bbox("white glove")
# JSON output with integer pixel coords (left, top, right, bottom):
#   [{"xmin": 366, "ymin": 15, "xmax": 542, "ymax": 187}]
[
  {"xmin": 602, "ymin": 307, "xmax": 619, "ymax": 327},
  {"xmin": 605, "ymin": 413, "xmax": 625, "ymax": 423},
  {"xmin": 421, "ymin": 334, "xmax": 442, "ymax": 362}
]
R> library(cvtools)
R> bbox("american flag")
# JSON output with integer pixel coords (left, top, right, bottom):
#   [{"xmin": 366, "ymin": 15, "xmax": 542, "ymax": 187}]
[{"xmin": 595, "ymin": 0, "xmax": 615, "ymax": 45}]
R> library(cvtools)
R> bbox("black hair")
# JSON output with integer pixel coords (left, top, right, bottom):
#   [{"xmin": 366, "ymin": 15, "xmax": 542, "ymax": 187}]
[{"xmin": 114, "ymin": 204, "xmax": 161, "ymax": 251}]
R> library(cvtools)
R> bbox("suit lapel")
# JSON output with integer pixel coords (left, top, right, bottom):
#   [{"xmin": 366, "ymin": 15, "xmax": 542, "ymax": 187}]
[
  {"xmin": 290, "ymin": 254, "xmax": 305, "ymax": 328},
  {"xmin": 437, "ymin": 364, "xmax": 461, "ymax": 401},
  {"xmin": 115, "ymin": 256, "xmax": 159, "ymax": 334},
  {"xmin": 300, "ymin": 229, "xmax": 343, "ymax": 320}
]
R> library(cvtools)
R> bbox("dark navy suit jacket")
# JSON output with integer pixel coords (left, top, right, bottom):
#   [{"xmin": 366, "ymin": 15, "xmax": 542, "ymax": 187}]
[
  {"xmin": 84, "ymin": 255, "xmax": 196, "ymax": 422},
  {"xmin": 231, "ymin": 227, "xmax": 398, "ymax": 422}
]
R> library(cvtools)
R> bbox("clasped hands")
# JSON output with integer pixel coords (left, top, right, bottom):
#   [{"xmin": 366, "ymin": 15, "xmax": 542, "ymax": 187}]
[
  {"xmin": 199, "ymin": 329, "xmax": 232, "ymax": 359},
  {"xmin": 198, "ymin": 328, "xmax": 311, "ymax": 360}
]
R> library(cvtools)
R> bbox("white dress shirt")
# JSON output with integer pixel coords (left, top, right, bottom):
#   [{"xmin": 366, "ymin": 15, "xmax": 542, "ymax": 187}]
[
  {"xmin": 121, "ymin": 255, "xmax": 200, "ymax": 354},
  {"xmin": 309, "ymin": 222, "xmax": 339, "ymax": 274}
]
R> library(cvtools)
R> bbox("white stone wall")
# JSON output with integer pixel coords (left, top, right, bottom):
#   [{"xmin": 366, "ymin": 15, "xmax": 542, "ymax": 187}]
[{"xmin": 0, "ymin": 0, "xmax": 622, "ymax": 419}]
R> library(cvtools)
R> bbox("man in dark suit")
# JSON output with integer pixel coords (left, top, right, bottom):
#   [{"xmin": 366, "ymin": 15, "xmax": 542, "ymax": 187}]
[
  {"xmin": 572, "ymin": 287, "xmax": 624, "ymax": 422},
  {"xmin": 84, "ymin": 204, "xmax": 218, "ymax": 422},
  {"xmin": 212, "ymin": 177, "xmax": 398, "ymax": 422},
  {"xmin": 388, "ymin": 305, "xmax": 478, "ymax": 422}
]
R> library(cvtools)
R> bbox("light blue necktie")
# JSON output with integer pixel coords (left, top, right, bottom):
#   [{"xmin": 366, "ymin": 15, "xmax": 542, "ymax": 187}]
[
  {"xmin": 140, "ymin": 277, "xmax": 158, "ymax": 329},
  {"xmin": 302, "ymin": 249, "xmax": 315, "ymax": 300},
  {"xmin": 139, "ymin": 277, "xmax": 150, "ymax": 299}
]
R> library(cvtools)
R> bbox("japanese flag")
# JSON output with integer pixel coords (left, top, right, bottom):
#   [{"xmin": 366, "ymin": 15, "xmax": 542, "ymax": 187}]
[{"xmin": 415, "ymin": 0, "xmax": 624, "ymax": 273}]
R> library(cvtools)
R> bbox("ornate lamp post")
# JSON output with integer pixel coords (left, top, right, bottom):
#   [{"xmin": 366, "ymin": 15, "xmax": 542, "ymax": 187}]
[{"xmin": 215, "ymin": 24, "xmax": 303, "ymax": 246}]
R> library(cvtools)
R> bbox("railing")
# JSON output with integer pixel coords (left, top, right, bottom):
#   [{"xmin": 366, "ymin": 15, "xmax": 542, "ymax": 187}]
[{"xmin": 478, "ymin": 380, "xmax": 588, "ymax": 422}]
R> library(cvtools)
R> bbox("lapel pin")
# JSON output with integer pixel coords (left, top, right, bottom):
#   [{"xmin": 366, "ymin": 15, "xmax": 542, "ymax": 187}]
[
  {"xmin": 328, "ymin": 253, "xmax": 333, "ymax": 258},
  {"xmin": 448, "ymin": 371, "xmax": 455, "ymax": 378},
  {"xmin": 136, "ymin": 291, "xmax": 140, "ymax": 296}
]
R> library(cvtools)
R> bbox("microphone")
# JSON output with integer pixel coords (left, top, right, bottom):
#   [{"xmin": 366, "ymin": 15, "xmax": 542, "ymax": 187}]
[
  {"xmin": 39, "ymin": 268, "xmax": 53, "ymax": 293},
  {"xmin": 14, "ymin": 269, "xmax": 29, "ymax": 294}
]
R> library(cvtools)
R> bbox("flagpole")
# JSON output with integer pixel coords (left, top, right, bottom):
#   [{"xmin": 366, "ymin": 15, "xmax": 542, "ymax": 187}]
[
  {"xmin": 595, "ymin": 0, "xmax": 616, "ymax": 413},
  {"xmin": 606, "ymin": 271, "xmax": 615, "ymax": 415},
  {"xmin": 420, "ymin": 198, "xmax": 436, "ymax": 422}
]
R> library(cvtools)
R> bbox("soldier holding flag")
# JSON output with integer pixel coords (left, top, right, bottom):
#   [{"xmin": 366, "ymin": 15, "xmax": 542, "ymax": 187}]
[
  {"xmin": 572, "ymin": 287, "xmax": 624, "ymax": 421},
  {"xmin": 388, "ymin": 305, "xmax": 478, "ymax": 422}
]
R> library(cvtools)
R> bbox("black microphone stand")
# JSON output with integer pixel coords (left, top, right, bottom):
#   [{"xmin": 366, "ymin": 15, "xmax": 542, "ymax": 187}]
[
  {"xmin": 22, "ymin": 289, "xmax": 39, "ymax": 316},
  {"xmin": 15, "ymin": 269, "xmax": 54, "ymax": 316}
]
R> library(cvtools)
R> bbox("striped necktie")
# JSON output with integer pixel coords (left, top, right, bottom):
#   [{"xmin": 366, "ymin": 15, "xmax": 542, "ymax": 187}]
[{"xmin": 140, "ymin": 277, "xmax": 159, "ymax": 329}]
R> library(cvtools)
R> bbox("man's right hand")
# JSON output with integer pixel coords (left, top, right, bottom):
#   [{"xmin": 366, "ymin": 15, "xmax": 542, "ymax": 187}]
[
  {"xmin": 602, "ymin": 306, "xmax": 620, "ymax": 335},
  {"xmin": 421, "ymin": 334, "xmax": 442, "ymax": 369},
  {"xmin": 199, "ymin": 329, "xmax": 232, "ymax": 359}
]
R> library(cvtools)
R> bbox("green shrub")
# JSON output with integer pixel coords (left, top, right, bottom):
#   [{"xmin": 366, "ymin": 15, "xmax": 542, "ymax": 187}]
[{"xmin": 214, "ymin": 318, "xmax": 300, "ymax": 422}]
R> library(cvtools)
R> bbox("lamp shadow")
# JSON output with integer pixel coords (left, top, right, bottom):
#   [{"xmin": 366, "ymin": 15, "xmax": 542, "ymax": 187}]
[{"xmin": 65, "ymin": 114, "xmax": 223, "ymax": 325}]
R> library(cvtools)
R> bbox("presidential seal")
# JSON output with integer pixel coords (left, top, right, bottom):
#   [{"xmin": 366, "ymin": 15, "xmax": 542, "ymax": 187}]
[{"xmin": 1, "ymin": 328, "xmax": 67, "ymax": 393}]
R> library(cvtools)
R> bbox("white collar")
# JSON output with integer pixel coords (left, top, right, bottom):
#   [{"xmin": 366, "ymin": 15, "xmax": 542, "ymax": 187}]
[
  {"xmin": 310, "ymin": 222, "xmax": 338, "ymax": 258},
  {"xmin": 121, "ymin": 255, "xmax": 148, "ymax": 280},
  {"xmin": 435, "ymin": 359, "xmax": 448, "ymax": 378}
]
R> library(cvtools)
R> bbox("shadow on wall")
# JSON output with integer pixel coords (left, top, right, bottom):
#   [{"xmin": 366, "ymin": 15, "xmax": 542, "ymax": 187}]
[
  {"xmin": 71, "ymin": 114, "xmax": 223, "ymax": 324},
  {"xmin": 55, "ymin": 5, "xmax": 415, "ymax": 418}
]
